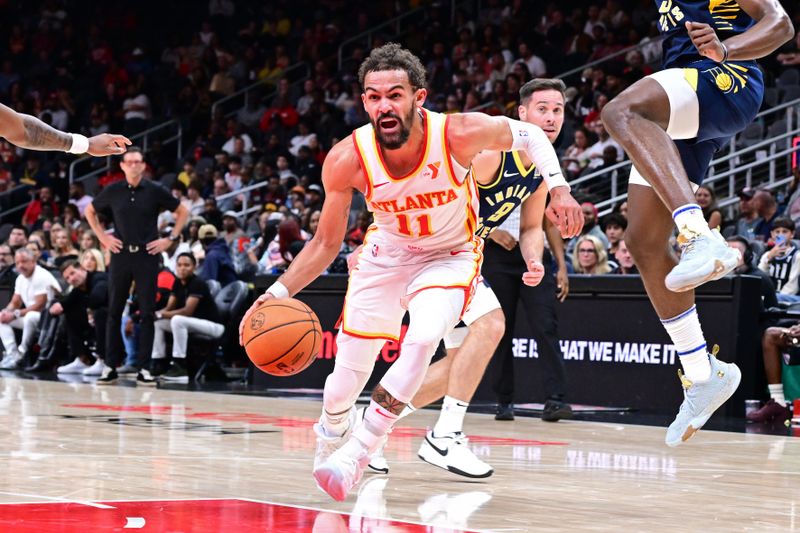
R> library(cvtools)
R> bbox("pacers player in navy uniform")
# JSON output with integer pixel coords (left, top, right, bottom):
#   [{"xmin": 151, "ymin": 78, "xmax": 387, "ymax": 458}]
[
  {"xmin": 366, "ymin": 78, "xmax": 582, "ymax": 477},
  {"xmin": 602, "ymin": 0, "xmax": 793, "ymax": 446}
]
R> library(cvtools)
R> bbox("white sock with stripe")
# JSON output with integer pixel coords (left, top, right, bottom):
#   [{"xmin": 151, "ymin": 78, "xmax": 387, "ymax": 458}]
[
  {"xmin": 672, "ymin": 204, "xmax": 712, "ymax": 236},
  {"xmin": 661, "ymin": 305, "xmax": 711, "ymax": 382}
]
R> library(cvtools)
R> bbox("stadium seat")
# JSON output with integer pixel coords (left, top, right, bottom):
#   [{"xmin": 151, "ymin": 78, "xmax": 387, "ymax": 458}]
[
  {"xmin": 159, "ymin": 172, "xmax": 177, "ymax": 189},
  {"xmin": 780, "ymin": 85, "xmax": 800, "ymax": 104},
  {"xmin": 737, "ymin": 122, "xmax": 764, "ymax": 149},
  {"xmin": 767, "ymin": 118, "xmax": 788, "ymax": 138},
  {"xmin": 207, "ymin": 279, "xmax": 222, "ymax": 299},
  {"xmin": 190, "ymin": 280, "xmax": 250, "ymax": 382},
  {"xmin": 777, "ymin": 68, "xmax": 800, "ymax": 87},
  {"xmin": 749, "ymin": 239, "xmax": 766, "ymax": 265},
  {"xmin": 764, "ymin": 87, "xmax": 780, "ymax": 108}
]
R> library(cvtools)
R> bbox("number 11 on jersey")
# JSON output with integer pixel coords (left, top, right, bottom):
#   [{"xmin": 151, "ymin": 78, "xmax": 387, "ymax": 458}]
[{"xmin": 397, "ymin": 213, "xmax": 433, "ymax": 237}]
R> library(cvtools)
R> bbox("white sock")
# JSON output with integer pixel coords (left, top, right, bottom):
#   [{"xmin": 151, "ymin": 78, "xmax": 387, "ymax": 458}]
[
  {"xmin": 672, "ymin": 204, "xmax": 712, "ymax": 236},
  {"xmin": 353, "ymin": 400, "xmax": 398, "ymax": 452},
  {"xmin": 398, "ymin": 402, "xmax": 416, "ymax": 419},
  {"xmin": 661, "ymin": 305, "xmax": 711, "ymax": 381},
  {"xmin": 433, "ymin": 395, "xmax": 468, "ymax": 436},
  {"xmin": 768, "ymin": 384, "xmax": 786, "ymax": 406},
  {"xmin": 322, "ymin": 407, "xmax": 352, "ymax": 437}
]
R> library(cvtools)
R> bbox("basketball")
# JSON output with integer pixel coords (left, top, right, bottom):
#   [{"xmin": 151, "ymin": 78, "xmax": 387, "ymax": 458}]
[{"xmin": 242, "ymin": 298, "xmax": 322, "ymax": 376}]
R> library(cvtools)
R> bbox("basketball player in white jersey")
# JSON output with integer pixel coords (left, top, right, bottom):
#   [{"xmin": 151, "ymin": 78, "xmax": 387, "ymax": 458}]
[
  {"xmin": 0, "ymin": 101, "xmax": 130, "ymax": 156},
  {"xmin": 239, "ymin": 43, "xmax": 581, "ymax": 502},
  {"xmin": 362, "ymin": 78, "xmax": 581, "ymax": 479}
]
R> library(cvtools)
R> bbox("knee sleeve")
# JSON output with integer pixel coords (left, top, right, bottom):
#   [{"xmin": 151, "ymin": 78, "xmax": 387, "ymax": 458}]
[
  {"xmin": 322, "ymin": 333, "xmax": 381, "ymax": 413},
  {"xmin": 322, "ymin": 364, "xmax": 370, "ymax": 414},
  {"xmin": 333, "ymin": 331, "xmax": 386, "ymax": 374},
  {"xmin": 381, "ymin": 288, "xmax": 464, "ymax": 403}
]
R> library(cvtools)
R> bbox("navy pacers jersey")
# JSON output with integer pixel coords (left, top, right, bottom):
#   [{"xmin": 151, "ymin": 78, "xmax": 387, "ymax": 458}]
[
  {"xmin": 654, "ymin": 1, "xmax": 764, "ymax": 184},
  {"xmin": 476, "ymin": 151, "xmax": 544, "ymax": 238},
  {"xmin": 658, "ymin": 0, "xmax": 756, "ymax": 69}
]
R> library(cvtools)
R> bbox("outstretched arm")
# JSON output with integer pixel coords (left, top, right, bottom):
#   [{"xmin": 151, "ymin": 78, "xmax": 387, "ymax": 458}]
[
  {"xmin": 0, "ymin": 102, "xmax": 131, "ymax": 156},
  {"xmin": 686, "ymin": 0, "xmax": 793, "ymax": 62},
  {"xmin": 448, "ymin": 112, "xmax": 582, "ymax": 237}
]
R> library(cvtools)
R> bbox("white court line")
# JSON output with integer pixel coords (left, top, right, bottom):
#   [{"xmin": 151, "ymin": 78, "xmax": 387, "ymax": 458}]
[
  {"xmin": 0, "ymin": 496, "xmax": 507, "ymax": 532},
  {"xmin": 123, "ymin": 517, "xmax": 146, "ymax": 529},
  {"xmin": 0, "ymin": 491, "xmax": 115, "ymax": 509},
  {"xmin": 236, "ymin": 496, "xmax": 503, "ymax": 533}
]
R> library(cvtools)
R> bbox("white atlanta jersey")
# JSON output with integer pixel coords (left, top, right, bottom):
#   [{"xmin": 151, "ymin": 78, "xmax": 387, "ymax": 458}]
[{"xmin": 351, "ymin": 108, "xmax": 480, "ymax": 253}]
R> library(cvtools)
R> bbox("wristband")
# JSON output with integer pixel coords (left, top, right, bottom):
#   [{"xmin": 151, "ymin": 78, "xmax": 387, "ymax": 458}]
[
  {"xmin": 720, "ymin": 42, "xmax": 729, "ymax": 63},
  {"xmin": 266, "ymin": 281, "xmax": 290, "ymax": 299},
  {"xmin": 68, "ymin": 133, "xmax": 90, "ymax": 154}
]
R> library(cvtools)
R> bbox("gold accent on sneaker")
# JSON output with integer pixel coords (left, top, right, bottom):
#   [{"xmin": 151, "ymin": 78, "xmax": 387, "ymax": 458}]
[{"xmin": 677, "ymin": 369, "xmax": 694, "ymax": 390}]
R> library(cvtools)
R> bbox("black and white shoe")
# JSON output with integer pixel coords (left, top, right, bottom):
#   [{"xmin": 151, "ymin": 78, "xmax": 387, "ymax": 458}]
[
  {"xmin": 136, "ymin": 368, "xmax": 158, "ymax": 387},
  {"xmin": 95, "ymin": 366, "xmax": 118, "ymax": 385},
  {"xmin": 161, "ymin": 360, "xmax": 189, "ymax": 383},
  {"xmin": 417, "ymin": 431, "xmax": 493, "ymax": 478}
]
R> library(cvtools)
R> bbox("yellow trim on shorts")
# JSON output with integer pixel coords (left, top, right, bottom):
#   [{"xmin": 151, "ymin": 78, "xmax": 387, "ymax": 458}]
[{"xmin": 683, "ymin": 68, "xmax": 698, "ymax": 91}]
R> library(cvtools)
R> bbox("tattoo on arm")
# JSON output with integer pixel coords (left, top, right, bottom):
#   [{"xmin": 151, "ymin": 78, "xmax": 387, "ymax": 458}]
[
  {"xmin": 21, "ymin": 115, "xmax": 72, "ymax": 151},
  {"xmin": 372, "ymin": 384, "xmax": 406, "ymax": 415}
]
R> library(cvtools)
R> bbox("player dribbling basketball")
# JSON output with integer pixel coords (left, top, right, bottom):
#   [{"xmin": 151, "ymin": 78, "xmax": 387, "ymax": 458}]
[{"xmin": 239, "ymin": 43, "xmax": 581, "ymax": 501}]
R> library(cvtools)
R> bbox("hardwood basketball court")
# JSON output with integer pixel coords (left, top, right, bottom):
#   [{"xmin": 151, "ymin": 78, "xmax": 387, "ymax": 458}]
[{"xmin": 0, "ymin": 375, "xmax": 797, "ymax": 531}]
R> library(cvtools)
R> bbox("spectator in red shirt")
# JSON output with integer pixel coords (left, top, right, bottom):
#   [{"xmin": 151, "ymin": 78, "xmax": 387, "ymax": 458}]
[{"xmin": 22, "ymin": 186, "xmax": 59, "ymax": 228}]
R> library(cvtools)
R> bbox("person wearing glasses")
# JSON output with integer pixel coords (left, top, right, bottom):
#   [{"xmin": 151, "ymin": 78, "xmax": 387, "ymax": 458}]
[
  {"xmin": 84, "ymin": 147, "xmax": 190, "ymax": 385},
  {"xmin": 571, "ymin": 234, "xmax": 613, "ymax": 275}
]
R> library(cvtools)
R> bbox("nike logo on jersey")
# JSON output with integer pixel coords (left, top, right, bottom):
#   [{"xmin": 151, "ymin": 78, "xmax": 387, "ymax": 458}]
[
  {"xmin": 503, "ymin": 171, "xmax": 520, "ymax": 178},
  {"xmin": 450, "ymin": 249, "xmax": 469, "ymax": 256},
  {"xmin": 374, "ymin": 182, "xmax": 389, "ymax": 188}
]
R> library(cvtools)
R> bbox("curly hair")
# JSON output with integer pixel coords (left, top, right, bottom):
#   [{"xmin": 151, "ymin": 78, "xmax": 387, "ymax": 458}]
[{"xmin": 358, "ymin": 43, "xmax": 427, "ymax": 91}]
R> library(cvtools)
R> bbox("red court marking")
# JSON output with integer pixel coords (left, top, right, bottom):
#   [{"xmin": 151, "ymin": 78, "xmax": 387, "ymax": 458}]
[
  {"xmin": 0, "ymin": 499, "xmax": 474, "ymax": 532},
  {"xmin": 60, "ymin": 404, "xmax": 569, "ymax": 446}
]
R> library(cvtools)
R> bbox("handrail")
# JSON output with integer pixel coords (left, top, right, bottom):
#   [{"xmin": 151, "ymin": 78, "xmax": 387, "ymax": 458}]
[
  {"xmin": 0, "ymin": 202, "xmax": 29, "ymax": 224},
  {"xmin": 593, "ymin": 132, "xmax": 800, "ymax": 216},
  {"xmin": 702, "ymin": 138, "xmax": 800, "ymax": 185},
  {"xmin": 717, "ymin": 176, "xmax": 793, "ymax": 209},
  {"xmin": 0, "ymin": 182, "xmax": 32, "ymax": 203},
  {"xmin": 554, "ymin": 36, "xmax": 666, "ymax": 80},
  {"xmin": 68, "ymin": 119, "xmax": 183, "ymax": 186},
  {"xmin": 214, "ymin": 179, "xmax": 268, "ymax": 204},
  {"xmin": 210, "ymin": 61, "xmax": 311, "ymax": 119},
  {"xmin": 755, "ymin": 96, "xmax": 800, "ymax": 120},
  {"xmin": 464, "ymin": 100, "xmax": 507, "ymax": 113},
  {"xmin": 572, "ymin": 106, "xmax": 800, "ymax": 189}
]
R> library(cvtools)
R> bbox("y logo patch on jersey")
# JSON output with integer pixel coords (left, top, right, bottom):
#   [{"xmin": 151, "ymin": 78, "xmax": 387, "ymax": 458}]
[
  {"xmin": 371, "ymin": 244, "xmax": 380, "ymax": 257},
  {"xmin": 423, "ymin": 162, "xmax": 441, "ymax": 180}
]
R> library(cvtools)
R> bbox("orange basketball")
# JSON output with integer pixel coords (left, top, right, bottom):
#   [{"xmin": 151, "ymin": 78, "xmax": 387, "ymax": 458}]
[{"xmin": 242, "ymin": 298, "xmax": 322, "ymax": 376}]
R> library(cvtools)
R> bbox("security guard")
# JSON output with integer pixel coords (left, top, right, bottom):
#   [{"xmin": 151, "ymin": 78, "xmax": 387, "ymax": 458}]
[{"xmin": 85, "ymin": 146, "xmax": 189, "ymax": 384}]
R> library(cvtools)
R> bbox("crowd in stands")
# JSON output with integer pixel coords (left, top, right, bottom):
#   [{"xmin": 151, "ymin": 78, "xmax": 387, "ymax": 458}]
[{"xmin": 2, "ymin": 1, "xmax": 800, "ymax": 406}]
